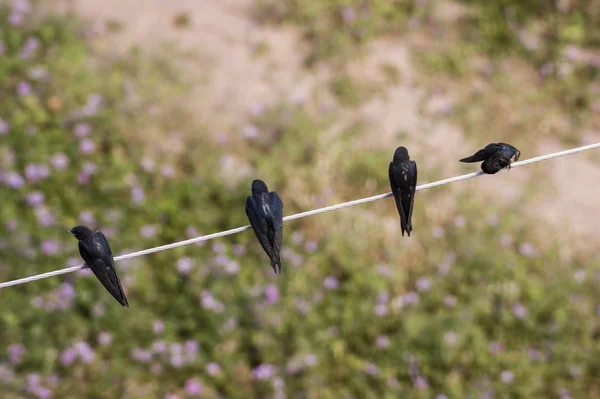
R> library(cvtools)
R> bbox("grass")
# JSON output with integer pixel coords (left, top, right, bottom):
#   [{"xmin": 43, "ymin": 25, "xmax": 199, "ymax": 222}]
[{"xmin": 0, "ymin": 2, "xmax": 599, "ymax": 398}]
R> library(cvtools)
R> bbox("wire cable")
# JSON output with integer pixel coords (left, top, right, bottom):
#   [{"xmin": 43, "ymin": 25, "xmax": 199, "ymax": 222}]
[{"xmin": 1, "ymin": 142, "xmax": 599, "ymax": 289}]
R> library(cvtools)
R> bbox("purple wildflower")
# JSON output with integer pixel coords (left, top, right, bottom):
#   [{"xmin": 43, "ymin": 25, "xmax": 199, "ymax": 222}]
[
  {"xmin": 444, "ymin": 332, "xmax": 458, "ymax": 345},
  {"xmin": 253, "ymin": 364, "xmax": 277, "ymax": 380},
  {"xmin": 60, "ymin": 348, "xmax": 77, "ymax": 366},
  {"xmin": 341, "ymin": 6, "xmax": 356, "ymax": 24},
  {"xmin": 79, "ymin": 211, "xmax": 95, "ymax": 225},
  {"xmin": 152, "ymin": 340, "xmax": 167, "ymax": 354},
  {"xmin": 304, "ymin": 240, "xmax": 318, "ymax": 253},
  {"xmin": 131, "ymin": 186, "xmax": 145, "ymax": 203},
  {"xmin": 512, "ymin": 303, "xmax": 528, "ymax": 319},
  {"xmin": 25, "ymin": 163, "xmax": 49, "ymax": 182},
  {"xmin": 443, "ymin": 295, "xmax": 457, "ymax": 308},
  {"xmin": 8, "ymin": 344, "xmax": 25, "ymax": 364},
  {"xmin": 206, "ymin": 362, "xmax": 221, "ymax": 376},
  {"xmin": 184, "ymin": 378, "xmax": 203, "ymax": 396},
  {"xmin": 81, "ymin": 94, "xmax": 102, "ymax": 116},
  {"xmin": 0, "ymin": 118, "xmax": 9, "ymax": 135},
  {"xmin": 414, "ymin": 376, "xmax": 429, "ymax": 390},
  {"xmin": 374, "ymin": 303, "xmax": 388, "ymax": 316},
  {"xmin": 35, "ymin": 207, "xmax": 55, "ymax": 226},
  {"xmin": 9, "ymin": 12, "xmax": 24, "ymax": 26},
  {"xmin": 161, "ymin": 165, "xmax": 175, "ymax": 178},
  {"xmin": 74, "ymin": 123, "xmax": 91, "ymax": 137},
  {"xmin": 323, "ymin": 276, "xmax": 339, "ymax": 290},
  {"xmin": 97, "ymin": 332, "xmax": 112, "ymax": 346},
  {"xmin": 40, "ymin": 240, "xmax": 60, "ymax": 255},
  {"xmin": 25, "ymin": 191, "xmax": 45, "ymax": 207},
  {"xmin": 176, "ymin": 257, "xmax": 194, "ymax": 275},
  {"xmin": 376, "ymin": 335, "xmax": 390, "ymax": 349},
  {"xmin": 19, "ymin": 37, "xmax": 39, "ymax": 59},
  {"xmin": 454, "ymin": 215, "xmax": 466, "ymax": 227},
  {"xmin": 131, "ymin": 348, "xmax": 153, "ymax": 363},
  {"xmin": 28, "ymin": 66, "xmax": 47, "ymax": 80},
  {"xmin": 243, "ymin": 124, "xmax": 259, "ymax": 139},
  {"xmin": 50, "ymin": 153, "xmax": 69, "ymax": 170},
  {"xmin": 232, "ymin": 244, "xmax": 246, "ymax": 256},
  {"xmin": 519, "ymin": 243, "xmax": 536, "ymax": 257},
  {"xmin": 17, "ymin": 81, "xmax": 32, "ymax": 96},
  {"xmin": 79, "ymin": 139, "xmax": 96, "ymax": 154},
  {"xmin": 5, "ymin": 171, "xmax": 24, "ymax": 188},
  {"xmin": 364, "ymin": 363, "xmax": 379, "ymax": 376},
  {"xmin": 416, "ymin": 277, "xmax": 431, "ymax": 292},
  {"xmin": 500, "ymin": 370, "xmax": 514, "ymax": 384},
  {"xmin": 140, "ymin": 158, "xmax": 154, "ymax": 172},
  {"xmin": 153, "ymin": 320, "xmax": 165, "ymax": 334},
  {"xmin": 264, "ymin": 284, "xmax": 280, "ymax": 304},
  {"xmin": 140, "ymin": 224, "xmax": 158, "ymax": 238},
  {"xmin": 500, "ymin": 234, "xmax": 513, "ymax": 248},
  {"xmin": 74, "ymin": 342, "xmax": 95, "ymax": 364},
  {"xmin": 291, "ymin": 232, "xmax": 304, "ymax": 245},
  {"xmin": 488, "ymin": 341, "xmax": 505, "ymax": 354}
]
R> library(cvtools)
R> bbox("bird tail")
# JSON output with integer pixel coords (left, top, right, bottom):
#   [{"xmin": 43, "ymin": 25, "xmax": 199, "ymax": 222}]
[
  {"xmin": 270, "ymin": 257, "xmax": 282, "ymax": 274},
  {"xmin": 460, "ymin": 148, "xmax": 491, "ymax": 163}
]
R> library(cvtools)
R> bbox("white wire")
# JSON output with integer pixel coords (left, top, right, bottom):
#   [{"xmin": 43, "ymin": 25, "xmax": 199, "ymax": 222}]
[{"xmin": 1, "ymin": 142, "xmax": 599, "ymax": 289}]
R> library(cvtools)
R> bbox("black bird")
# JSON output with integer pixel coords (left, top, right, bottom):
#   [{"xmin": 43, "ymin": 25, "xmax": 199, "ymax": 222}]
[
  {"xmin": 245, "ymin": 179, "xmax": 283, "ymax": 274},
  {"xmin": 69, "ymin": 225, "xmax": 129, "ymax": 307},
  {"xmin": 388, "ymin": 146, "xmax": 418, "ymax": 237},
  {"xmin": 459, "ymin": 143, "xmax": 521, "ymax": 174}
]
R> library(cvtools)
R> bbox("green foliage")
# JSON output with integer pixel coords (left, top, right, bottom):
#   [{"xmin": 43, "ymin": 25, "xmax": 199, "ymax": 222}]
[{"xmin": 0, "ymin": 3, "xmax": 599, "ymax": 399}]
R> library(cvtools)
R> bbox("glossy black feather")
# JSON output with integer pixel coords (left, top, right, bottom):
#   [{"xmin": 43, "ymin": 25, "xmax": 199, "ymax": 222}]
[
  {"xmin": 388, "ymin": 147, "xmax": 417, "ymax": 237},
  {"xmin": 245, "ymin": 180, "xmax": 284, "ymax": 274},
  {"xmin": 459, "ymin": 143, "xmax": 520, "ymax": 174},
  {"xmin": 75, "ymin": 229, "xmax": 129, "ymax": 307}
]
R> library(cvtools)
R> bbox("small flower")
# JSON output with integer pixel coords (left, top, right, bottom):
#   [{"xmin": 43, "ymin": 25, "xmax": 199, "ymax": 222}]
[
  {"xmin": 416, "ymin": 277, "xmax": 431, "ymax": 292},
  {"xmin": 153, "ymin": 320, "xmax": 165, "ymax": 334},
  {"xmin": 60, "ymin": 348, "xmax": 77, "ymax": 366},
  {"xmin": 79, "ymin": 139, "xmax": 96, "ymax": 154},
  {"xmin": 512, "ymin": 303, "xmax": 528, "ymax": 319},
  {"xmin": 25, "ymin": 191, "xmax": 45, "ymax": 207},
  {"xmin": 28, "ymin": 66, "xmax": 47, "ymax": 80},
  {"xmin": 131, "ymin": 187, "xmax": 145, "ymax": 203},
  {"xmin": 291, "ymin": 232, "xmax": 304, "ymax": 245},
  {"xmin": 161, "ymin": 165, "xmax": 175, "ymax": 178},
  {"xmin": 74, "ymin": 123, "xmax": 91, "ymax": 137},
  {"xmin": 500, "ymin": 370, "xmax": 514, "ymax": 384},
  {"xmin": 152, "ymin": 340, "xmax": 167, "ymax": 353},
  {"xmin": 0, "ymin": 118, "xmax": 9, "ymax": 135},
  {"xmin": 252, "ymin": 364, "xmax": 277, "ymax": 380},
  {"xmin": 131, "ymin": 348, "xmax": 153, "ymax": 363},
  {"xmin": 323, "ymin": 276, "xmax": 339, "ymax": 290},
  {"xmin": 519, "ymin": 243, "xmax": 536, "ymax": 257},
  {"xmin": 376, "ymin": 335, "xmax": 390, "ymax": 349},
  {"xmin": 414, "ymin": 376, "xmax": 429, "ymax": 390},
  {"xmin": 364, "ymin": 363, "xmax": 379, "ymax": 376},
  {"xmin": 176, "ymin": 257, "xmax": 194, "ymax": 275},
  {"xmin": 243, "ymin": 124, "xmax": 259, "ymax": 139},
  {"xmin": 40, "ymin": 240, "xmax": 60, "ymax": 255},
  {"xmin": 8, "ymin": 344, "xmax": 25, "ymax": 364},
  {"xmin": 212, "ymin": 242, "xmax": 226, "ymax": 254},
  {"xmin": 443, "ymin": 332, "xmax": 458, "ymax": 345},
  {"xmin": 4, "ymin": 172, "xmax": 24, "ymax": 188},
  {"xmin": 573, "ymin": 270, "xmax": 585, "ymax": 283},
  {"xmin": 264, "ymin": 284, "xmax": 280, "ymax": 304},
  {"xmin": 19, "ymin": 37, "xmax": 39, "ymax": 59},
  {"xmin": 488, "ymin": 341, "xmax": 505, "ymax": 354},
  {"xmin": 35, "ymin": 207, "xmax": 55, "ymax": 226},
  {"xmin": 50, "ymin": 153, "xmax": 69, "ymax": 170},
  {"xmin": 74, "ymin": 342, "xmax": 94, "ymax": 364},
  {"xmin": 16, "ymin": 81, "xmax": 32, "ymax": 96},
  {"xmin": 184, "ymin": 378, "xmax": 203, "ymax": 396},
  {"xmin": 97, "ymin": 332, "xmax": 112, "ymax": 346},
  {"xmin": 140, "ymin": 224, "xmax": 158, "ymax": 238},
  {"xmin": 232, "ymin": 244, "xmax": 246, "ymax": 256},
  {"xmin": 341, "ymin": 6, "xmax": 356, "ymax": 24},
  {"xmin": 206, "ymin": 362, "xmax": 221, "ymax": 376},
  {"xmin": 304, "ymin": 240, "xmax": 318, "ymax": 253},
  {"xmin": 374, "ymin": 303, "xmax": 388, "ymax": 316},
  {"xmin": 500, "ymin": 234, "xmax": 513, "ymax": 248}
]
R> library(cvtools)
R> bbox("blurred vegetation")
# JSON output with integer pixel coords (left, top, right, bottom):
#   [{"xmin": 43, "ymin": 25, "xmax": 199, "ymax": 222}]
[{"xmin": 0, "ymin": 2, "xmax": 599, "ymax": 399}]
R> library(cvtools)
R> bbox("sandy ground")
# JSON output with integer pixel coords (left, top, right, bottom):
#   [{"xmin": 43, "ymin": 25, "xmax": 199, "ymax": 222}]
[{"xmin": 53, "ymin": 0, "xmax": 599, "ymax": 255}]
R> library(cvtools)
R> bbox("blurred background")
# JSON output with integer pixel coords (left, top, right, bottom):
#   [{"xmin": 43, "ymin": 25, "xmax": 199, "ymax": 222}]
[{"xmin": 1, "ymin": 0, "xmax": 600, "ymax": 397}]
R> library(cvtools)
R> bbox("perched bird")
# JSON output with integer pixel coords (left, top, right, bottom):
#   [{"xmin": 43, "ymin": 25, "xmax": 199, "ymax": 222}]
[
  {"xmin": 69, "ymin": 225, "xmax": 129, "ymax": 307},
  {"xmin": 245, "ymin": 179, "xmax": 283, "ymax": 274},
  {"xmin": 459, "ymin": 143, "xmax": 521, "ymax": 174},
  {"xmin": 388, "ymin": 146, "xmax": 418, "ymax": 237}
]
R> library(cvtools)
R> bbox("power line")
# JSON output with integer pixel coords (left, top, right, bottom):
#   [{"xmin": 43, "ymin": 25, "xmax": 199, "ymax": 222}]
[{"xmin": 1, "ymin": 142, "xmax": 599, "ymax": 289}]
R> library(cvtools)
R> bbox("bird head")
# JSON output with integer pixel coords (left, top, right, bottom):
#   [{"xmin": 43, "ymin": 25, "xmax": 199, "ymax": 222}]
[
  {"xmin": 251, "ymin": 179, "xmax": 269, "ymax": 196},
  {"xmin": 69, "ymin": 225, "xmax": 93, "ymax": 240},
  {"xmin": 393, "ymin": 146, "xmax": 410, "ymax": 161}
]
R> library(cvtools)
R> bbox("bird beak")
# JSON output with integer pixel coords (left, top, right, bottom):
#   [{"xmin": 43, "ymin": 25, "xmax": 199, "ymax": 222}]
[{"xmin": 67, "ymin": 229, "xmax": 74, "ymax": 235}]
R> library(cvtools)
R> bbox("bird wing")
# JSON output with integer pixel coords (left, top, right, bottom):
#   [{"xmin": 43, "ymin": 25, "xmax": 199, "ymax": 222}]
[
  {"xmin": 389, "ymin": 161, "xmax": 408, "ymax": 236},
  {"xmin": 268, "ymin": 191, "xmax": 283, "ymax": 273},
  {"xmin": 79, "ymin": 233, "xmax": 129, "ymax": 307},
  {"xmin": 459, "ymin": 144, "xmax": 502, "ymax": 163},
  {"xmin": 245, "ymin": 196, "xmax": 274, "ymax": 258},
  {"xmin": 406, "ymin": 160, "xmax": 417, "ymax": 232}
]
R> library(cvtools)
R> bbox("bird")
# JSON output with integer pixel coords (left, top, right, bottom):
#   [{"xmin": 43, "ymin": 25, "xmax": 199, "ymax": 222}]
[
  {"xmin": 388, "ymin": 146, "xmax": 418, "ymax": 237},
  {"xmin": 245, "ymin": 179, "xmax": 283, "ymax": 274},
  {"xmin": 69, "ymin": 225, "xmax": 129, "ymax": 307},
  {"xmin": 459, "ymin": 143, "xmax": 521, "ymax": 174}
]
